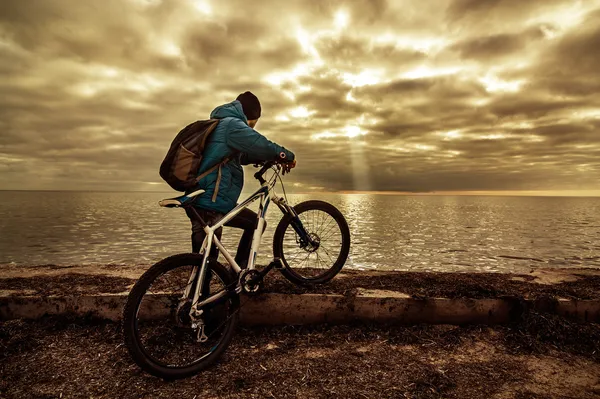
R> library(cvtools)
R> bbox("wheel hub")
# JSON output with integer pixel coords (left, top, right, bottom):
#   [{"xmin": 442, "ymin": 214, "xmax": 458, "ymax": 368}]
[{"xmin": 304, "ymin": 233, "xmax": 321, "ymax": 253}]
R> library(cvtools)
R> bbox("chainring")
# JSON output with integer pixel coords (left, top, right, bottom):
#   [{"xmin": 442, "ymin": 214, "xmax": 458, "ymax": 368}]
[{"xmin": 239, "ymin": 269, "xmax": 263, "ymax": 295}]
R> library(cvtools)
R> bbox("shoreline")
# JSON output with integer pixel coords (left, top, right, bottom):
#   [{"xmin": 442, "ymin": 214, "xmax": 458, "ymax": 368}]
[
  {"xmin": 1, "ymin": 265, "xmax": 600, "ymax": 325},
  {"xmin": 1, "ymin": 264, "xmax": 599, "ymax": 300}
]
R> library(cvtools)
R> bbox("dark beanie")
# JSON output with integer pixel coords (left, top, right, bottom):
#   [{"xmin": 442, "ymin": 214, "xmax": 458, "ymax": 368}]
[{"xmin": 236, "ymin": 91, "xmax": 261, "ymax": 120}]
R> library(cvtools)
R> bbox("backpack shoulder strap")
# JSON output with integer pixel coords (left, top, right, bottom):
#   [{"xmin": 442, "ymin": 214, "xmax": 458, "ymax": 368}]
[{"xmin": 194, "ymin": 155, "xmax": 233, "ymax": 183}]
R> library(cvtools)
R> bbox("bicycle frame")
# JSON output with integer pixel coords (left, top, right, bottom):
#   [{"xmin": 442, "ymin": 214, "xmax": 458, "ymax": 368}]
[{"xmin": 183, "ymin": 170, "xmax": 301, "ymax": 319}]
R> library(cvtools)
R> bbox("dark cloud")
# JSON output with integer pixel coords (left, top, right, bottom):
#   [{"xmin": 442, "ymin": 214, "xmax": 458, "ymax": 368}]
[
  {"xmin": 294, "ymin": 72, "xmax": 368, "ymax": 119},
  {"xmin": 314, "ymin": 35, "xmax": 426, "ymax": 72},
  {"xmin": 528, "ymin": 8, "xmax": 600, "ymax": 100},
  {"xmin": 0, "ymin": 0, "xmax": 599, "ymax": 193},
  {"xmin": 446, "ymin": 0, "xmax": 566, "ymax": 22},
  {"xmin": 450, "ymin": 28, "xmax": 546, "ymax": 60},
  {"xmin": 487, "ymin": 95, "xmax": 586, "ymax": 119}
]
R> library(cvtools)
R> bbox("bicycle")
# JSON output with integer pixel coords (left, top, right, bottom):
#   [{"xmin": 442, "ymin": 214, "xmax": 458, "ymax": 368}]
[{"xmin": 122, "ymin": 161, "xmax": 351, "ymax": 379}]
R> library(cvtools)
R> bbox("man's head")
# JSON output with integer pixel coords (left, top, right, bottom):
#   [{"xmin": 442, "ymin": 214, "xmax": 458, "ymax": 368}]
[{"xmin": 236, "ymin": 91, "xmax": 261, "ymax": 128}]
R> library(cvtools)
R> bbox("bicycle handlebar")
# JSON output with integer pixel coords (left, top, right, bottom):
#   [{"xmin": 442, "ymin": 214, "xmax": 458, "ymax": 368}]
[
  {"xmin": 253, "ymin": 161, "xmax": 276, "ymax": 184},
  {"xmin": 253, "ymin": 156, "xmax": 294, "ymax": 183}
]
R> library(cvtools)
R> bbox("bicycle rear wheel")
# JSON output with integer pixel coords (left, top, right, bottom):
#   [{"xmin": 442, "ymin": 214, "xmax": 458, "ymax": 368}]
[
  {"xmin": 273, "ymin": 200, "xmax": 350, "ymax": 285},
  {"xmin": 122, "ymin": 254, "xmax": 239, "ymax": 380}
]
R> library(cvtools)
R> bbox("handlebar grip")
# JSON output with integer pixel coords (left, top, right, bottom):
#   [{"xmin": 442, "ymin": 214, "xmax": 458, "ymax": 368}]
[{"xmin": 254, "ymin": 161, "xmax": 275, "ymax": 182}]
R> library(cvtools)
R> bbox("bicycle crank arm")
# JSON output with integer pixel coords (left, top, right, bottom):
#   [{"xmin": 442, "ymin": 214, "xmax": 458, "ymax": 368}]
[
  {"xmin": 192, "ymin": 285, "xmax": 241, "ymax": 316},
  {"xmin": 253, "ymin": 258, "xmax": 284, "ymax": 281}
]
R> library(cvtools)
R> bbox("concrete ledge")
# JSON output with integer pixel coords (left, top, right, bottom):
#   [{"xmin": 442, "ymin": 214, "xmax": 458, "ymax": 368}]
[
  {"xmin": 241, "ymin": 293, "xmax": 518, "ymax": 325},
  {"xmin": 2, "ymin": 291, "xmax": 599, "ymax": 325},
  {"xmin": 555, "ymin": 299, "xmax": 600, "ymax": 322}
]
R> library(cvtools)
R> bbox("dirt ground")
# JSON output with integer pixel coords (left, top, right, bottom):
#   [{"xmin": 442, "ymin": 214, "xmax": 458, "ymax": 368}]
[
  {"xmin": 1, "ymin": 312, "xmax": 599, "ymax": 399},
  {"xmin": 1, "ymin": 266, "xmax": 599, "ymax": 300},
  {"xmin": 1, "ymin": 265, "xmax": 600, "ymax": 398}
]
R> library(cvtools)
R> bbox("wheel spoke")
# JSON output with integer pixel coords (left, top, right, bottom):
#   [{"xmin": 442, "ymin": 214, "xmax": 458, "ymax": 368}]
[
  {"xmin": 316, "ymin": 251, "xmax": 325, "ymax": 270},
  {"xmin": 286, "ymin": 249, "xmax": 307, "ymax": 263},
  {"xmin": 316, "ymin": 209, "xmax": 325, "ymax": 235},
  {"xmin": 127, "ymin": 259, "xmax": 238, "ymax": 374},
  {"xmin": 319, "ymin": 221, "xmax": 339, "ymax": 242},
  {"xmin": 317, "ymin": 216, "xmax": 335, "ymax": 237},
  {"xmin": 319, "ymin": 244, "xmax": 336, "ymax": 264},
  {"xmin": 299, "ymin": 251, "xmax": 312, "ymax": 268},
  {"xmin": 321, "ymin": 228, "xmax": 342, "ymax": 243},
  {"xmin": 276, "ymin": 203, "xmax": 348, "ymax": 283},
  {"xmin": 149, "ymin": 279, "xmax": 193, "ymax": 295}
]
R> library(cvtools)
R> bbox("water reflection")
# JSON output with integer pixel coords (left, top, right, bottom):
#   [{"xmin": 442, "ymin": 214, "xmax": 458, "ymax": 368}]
[{"xmin": 0, "ymin": 191, "xmax": 599, "ymax": 273}]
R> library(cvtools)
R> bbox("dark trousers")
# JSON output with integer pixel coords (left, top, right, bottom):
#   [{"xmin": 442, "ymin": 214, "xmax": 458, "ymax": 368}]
[{"xmin": 185, "ymin": 206, "xmax": 265, "ymax": 269}]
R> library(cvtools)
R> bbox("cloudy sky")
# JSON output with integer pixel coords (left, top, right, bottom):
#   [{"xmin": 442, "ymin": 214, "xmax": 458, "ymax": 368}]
[{"xmin": 1, "ymin": 0, "xmax": 599, "ymax": 194}]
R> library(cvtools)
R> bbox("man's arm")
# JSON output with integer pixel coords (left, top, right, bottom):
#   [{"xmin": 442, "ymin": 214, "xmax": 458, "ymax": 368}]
[
  {"xmin": 240, "ymin": 152, "xmax": 266, "ymax": 165},
  {"xmin": 227, "ymin": 119, "xmax": 295, "ymax": 162}
]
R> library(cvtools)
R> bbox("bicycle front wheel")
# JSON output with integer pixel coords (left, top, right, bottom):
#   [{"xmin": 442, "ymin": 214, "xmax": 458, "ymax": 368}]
[
  {"xmin": 273, "ymin": 200, "xmax": 350, "ymax": 285},
  {"xmin": 122, "ymin": 254, "xmax": 239, "ymax": 380}
]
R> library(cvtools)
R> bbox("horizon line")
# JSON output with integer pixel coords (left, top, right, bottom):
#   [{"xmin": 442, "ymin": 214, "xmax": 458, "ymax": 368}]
[{"xmin": 1, "ymin": 189, "xmax": 599, "ymax": 197}]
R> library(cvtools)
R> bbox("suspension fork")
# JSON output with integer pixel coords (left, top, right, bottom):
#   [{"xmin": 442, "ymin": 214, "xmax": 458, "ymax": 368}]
[{"xmin": 273, "ymin": 196, "xmax": 315, "ymax": 247}]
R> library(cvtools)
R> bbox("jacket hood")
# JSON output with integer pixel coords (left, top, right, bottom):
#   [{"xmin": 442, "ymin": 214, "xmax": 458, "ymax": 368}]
[{"xmin": 210, "ymin": 100, "xmax": 248, "ymax": 122}]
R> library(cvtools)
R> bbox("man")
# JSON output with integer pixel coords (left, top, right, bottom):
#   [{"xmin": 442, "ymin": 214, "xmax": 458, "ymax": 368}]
[{"xmin": 185, "ymin": 91, "xmax": 296, "ymax": 268}]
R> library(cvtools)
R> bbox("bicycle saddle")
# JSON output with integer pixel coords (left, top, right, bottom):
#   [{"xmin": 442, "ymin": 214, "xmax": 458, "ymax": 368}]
[{"xmin": 159, "ymin": 189, "xmax": 206, "ymax": 208}]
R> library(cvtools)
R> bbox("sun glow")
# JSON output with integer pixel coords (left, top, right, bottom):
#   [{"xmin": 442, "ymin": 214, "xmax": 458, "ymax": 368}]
[
  {"xmin": 480, "ymin": 133, "xmax": 507, "ymax": 140},
  {"xmin": 373, "ymin": 34, "xmax": 447, "ymax": 54},
  {"xmin": 311, "ymin": 123, "xmax": 369, "ymax": 140},
  {"xmin": 275, "ymin": 114, "xmax": 290, "ymax": 122},
  {"xmin": 289, "ymin": 106, "xmax": 316, "ymax": 118},
  {"xmin": 413, "ymin": 143, "xmax": 437, "ymax": 151},
  {"xmin": 479, "ymin": 74, "xmax": 524, "ymax": 93},
  {"xmin": 346, "ymin": 90, "xmax": 357, "ymax": 102},
  {"xmin": 342, "ymin": 69, "xmax": 384, "ymax": 87},
  {"xmin": 192, "ymin": 0, "xmax": 212, "ymax": 15},
  {"xmin": 572, "ymin": 108, "xmax": 600, "ymax": 120},
  {"xmin": 160, "ymin": 41, "xmax": 182, "ymax": 57},
  {"xmin": 402, "ymin": 66, "xmax": 462, "ymax": 80},
  {"xmin": 313, "ymin": 131, "xmax": 338, "ymax": 140},
  {"xmin": 296, "ymin": 27, "xmax": 321, "ymax": 60},
  {"xmin": 344, "ymin": 125, "xmax": 366, "ymax": 138},
  {"xmin": 71, "ymin": 83, "xmax": 99, "ymax": 97},
  {"xmin": 440, "ymin": 130, "xmax": 462, "ymax": 140},
  {"xmin": 526, "ymin": 135, "xmax": 545, "ymax": 143},
  {"xmin": 334, "ymin": 10, "xmax": 349, "ymax": 30}
]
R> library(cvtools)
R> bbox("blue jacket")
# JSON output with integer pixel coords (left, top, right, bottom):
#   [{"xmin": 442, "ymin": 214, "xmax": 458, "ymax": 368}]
[{"xmin": 192, "ymin": 100, "xmax": 295, "ymax": 214}]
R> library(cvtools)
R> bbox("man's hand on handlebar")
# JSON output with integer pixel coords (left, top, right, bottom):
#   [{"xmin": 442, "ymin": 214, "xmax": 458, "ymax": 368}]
[
  {"xmin": 281, "ymin": 160, "xmax": 296, "ymax": 175},
  {"xmin": 252, "ymin": 159, "xmax": 296, "ymax": 176}
]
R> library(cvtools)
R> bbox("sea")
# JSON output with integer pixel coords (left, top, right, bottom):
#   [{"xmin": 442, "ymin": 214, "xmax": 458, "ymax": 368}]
[{"xmin": 0, "ymin": 191, "xmax": 599, "ymax": 274}]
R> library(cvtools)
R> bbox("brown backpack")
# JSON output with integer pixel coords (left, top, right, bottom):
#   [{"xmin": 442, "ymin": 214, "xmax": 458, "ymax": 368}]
[{"xmin": 159, "ymin": 119, "xmax": 233, "ymax": 193}]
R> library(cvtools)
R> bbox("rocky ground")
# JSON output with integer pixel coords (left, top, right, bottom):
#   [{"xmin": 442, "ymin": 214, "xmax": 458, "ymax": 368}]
[
  {"xmin": 1, "ymin": 264, "xmax": 599, "ymax": 398},
  {"xmin": 1, "ymin": 313, "xmax": 599, "ymax": 399}
]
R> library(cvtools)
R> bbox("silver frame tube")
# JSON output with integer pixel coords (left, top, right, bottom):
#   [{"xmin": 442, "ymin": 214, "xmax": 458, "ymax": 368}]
[{"xmin": 191, "ymin": 177, "xmax": 282, "ymax": 316}]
